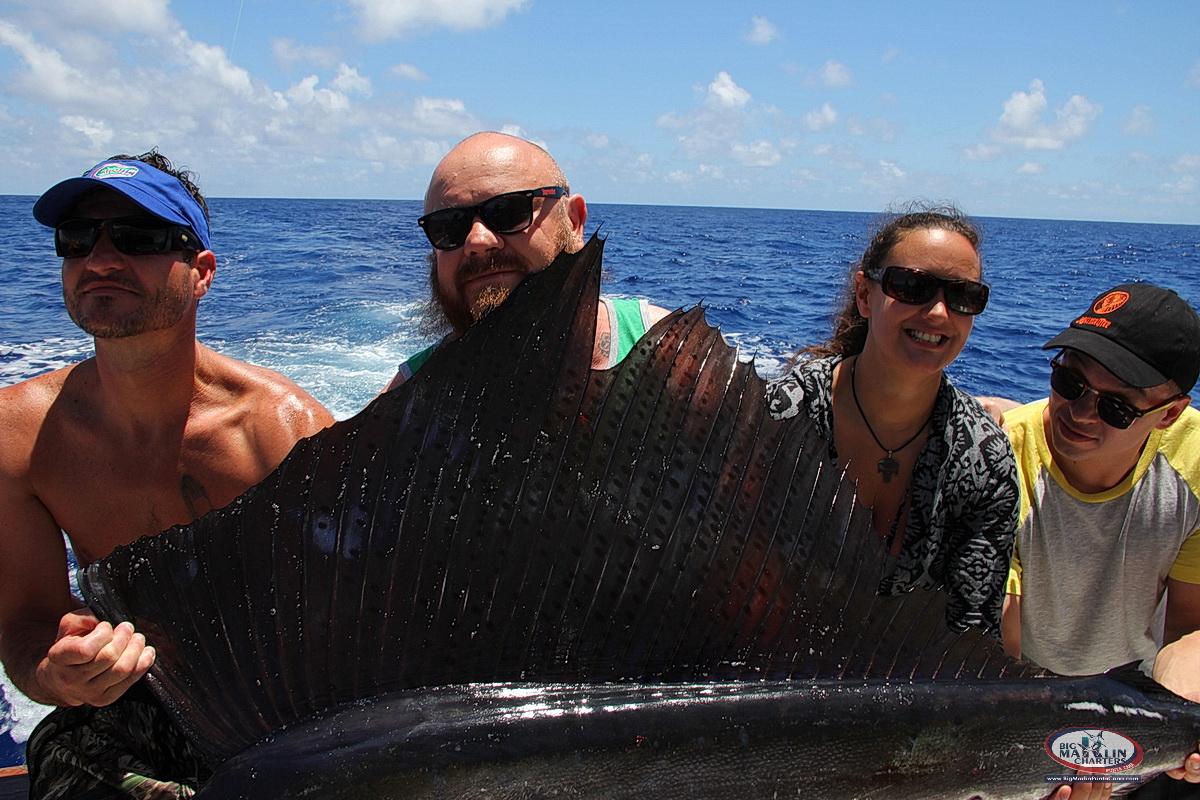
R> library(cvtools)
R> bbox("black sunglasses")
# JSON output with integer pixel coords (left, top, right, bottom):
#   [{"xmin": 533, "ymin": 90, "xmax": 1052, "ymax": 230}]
[
  {"xmin": 864, "ymin": 266, "xmax": 990, "ymax": 315},
  {"xmin": 417, "ymin": 186, "xmax": 567, "ymax": 251},
  {"xmin": 55, "ymin": 216, "xmax": 200, "ymax": 258},
  {"xmin": 1049, "ymin": 356, "xmax": 1182, "ymax": 429}
]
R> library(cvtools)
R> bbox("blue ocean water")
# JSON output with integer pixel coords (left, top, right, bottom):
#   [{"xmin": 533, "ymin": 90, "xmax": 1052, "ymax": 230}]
[{"xmin": 0, "ymin": 195, "xmax": 1197, "ymax": 766}]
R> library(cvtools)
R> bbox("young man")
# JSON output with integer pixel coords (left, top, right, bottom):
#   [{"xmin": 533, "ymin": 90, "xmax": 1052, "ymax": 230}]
[
  {"xmin": 1001, "ymin": 283, "xmax": 1200, "ymax": 675},
  {"xmin": 383, "ymin": 131, "xmax": 669, "ymax": 391},
  {"xmin": 1000, "ymin": 283, "xmax": 1200, "ymax": 795},
  {"xmin": 0, "ymin": 151, "xmax": 334, "ymax": 796}
]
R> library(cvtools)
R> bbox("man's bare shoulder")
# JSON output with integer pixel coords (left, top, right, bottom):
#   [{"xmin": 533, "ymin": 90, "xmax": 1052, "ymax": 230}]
[
  {"xmin": 647, "ymin": 303, "xmax": 673, "ymax": 325},
  {"xmin": 0, "ymin": 364, "xmax": 80, "ymax": 408},
  {"xmin": 0, "ymin": 364, "xmax": 89, "ymax": 459},
  {"xmin": 196, "ymin": 347, "xmax": 335, "ymax": 438}
]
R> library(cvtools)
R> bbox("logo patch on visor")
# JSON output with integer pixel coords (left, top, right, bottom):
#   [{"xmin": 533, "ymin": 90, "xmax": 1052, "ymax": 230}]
[{"xmin": 89, "ymin": 164, "xmax": 140, "ymax": 180}]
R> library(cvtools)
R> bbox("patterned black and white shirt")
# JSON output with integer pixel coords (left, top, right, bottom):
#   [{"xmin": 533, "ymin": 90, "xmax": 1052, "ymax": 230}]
[{"xmin": 765, "ymin": 355, "xmax": 1019, "ymax": 633}]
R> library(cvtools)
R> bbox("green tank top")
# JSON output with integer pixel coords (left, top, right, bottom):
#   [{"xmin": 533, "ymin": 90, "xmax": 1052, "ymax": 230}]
[{"xmin": 397, "ymin": 296, "xmax": 651, "ymax": 382}]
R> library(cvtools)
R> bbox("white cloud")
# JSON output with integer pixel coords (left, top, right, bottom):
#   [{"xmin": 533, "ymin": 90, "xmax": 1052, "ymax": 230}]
[
  {"xmin": 1161, "ymin": 175, "xmax": 1197, "ymax": 195},
  {"xmin": 730, "ymin": 139, "xmax": 781, "ymax": 167},
  {"xmin": 348, "ymin": 0, "xmax": 530, "ymax": 40},
  {"xmin": 286, "ymin": 75, "xmax": 351, "ymax": 112},
  {"xmin": 1123, "ymin": 105, "xmax": 1154, "ymax": 135},
  {"xmin": 804, "ymin": 102, "xmax": 838, "ymax": 132},
  {"xmin": 0, "ymin": 20, "xmax": 119, "ymax": 106},
  {"xmin": 881, "ymin": 47, "xmax": 900, "ymax": 63},
  {"xmin": 0, "ymin": 9, "xmax": 481, "ymax": 197},
  {"xmin": 811, "ymin": 142, "xmax": 867, "ymax": 172},
  {"xmin": 273, "ymin": 39, "xmax": 340, "ymax": 72},
  {"xmin": 706, "ymin": 71, "xmax": 751, "ymax": 109},
  {"xmin": 654, "ymin": 110, "xmax": 687, "ymax": 133},
  {"xmin": 961, "ymin": 143, "xmax": 1003, "ymax": 162},
  {"xmin": 60, "ymin": 115, "xmax": 114, "ymax": 150},
  {"xmin": 806, "ymin": 60, "xmax": 854, "ymax": 89},
  {"xmin": 173, "ymin": 32, "xmax": 254, "ymax": 96},
  {"xmin": 663, "ymin": 164, "xmax": 731, "ymax": 185},
  {"xmin": 330, "ymin": 64, "xmax": 372, "ymax": 97},
  {"xmin": 1173, "ymin": 154, "xmax": 1200, "ymax": 173},
  {"xmin": 654, "ymin": 73, "xmax": 798, "ymax": 173},
  {"xmin": 1017, "ymin": 161, "xmax": 1047, "ymax": 175},
  {"xmin": 821, "ymin": 60, "xmax": 854, "ymax": 88},
  {"xmin": 409, "ymin": 97, "xmax": 482, "ymax": 136},
  {"xmin": 55, "ymin": 0, "xmax": 175, "ymax": 37},
  {"xmin": 991, "ymin": 79, "xmax": 1101, "ymax": 150},
  {"xmin": 1188, "ymin": 60, "xmax": 1200, "ymax": 88},
  {"xmin": 844, "ymin": 115, "xmax": 899, "ymax": 142},
  {"xmin": 998, "ymin": 80, "xmax": 1048, "ymax": 133},
  {"xmin": 389, "ymin": 63, "xmax": 428, "ymax": 81},
  {"xmin": 746, "ymin": 17, "xmax": 779, "ymax": 45},
  {"xmin": 856, "ymin": 158, "xmax": 906, "ymax": 193}
]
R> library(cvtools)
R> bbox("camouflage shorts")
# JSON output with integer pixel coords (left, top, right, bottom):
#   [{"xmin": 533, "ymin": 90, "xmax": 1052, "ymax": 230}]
[{"xmin": 26, "ymin": 682, "xmax": 211, "ymax": 800}]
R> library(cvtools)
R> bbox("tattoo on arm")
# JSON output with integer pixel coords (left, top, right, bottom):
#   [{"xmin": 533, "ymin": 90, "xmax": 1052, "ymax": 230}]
[
  {"xmin": 597, "ymin": 332, "xmax": 612, "ymax": 360},
  {"xmin": 180, "ymin": 475, "xmax": 212, "ymax": 521}
]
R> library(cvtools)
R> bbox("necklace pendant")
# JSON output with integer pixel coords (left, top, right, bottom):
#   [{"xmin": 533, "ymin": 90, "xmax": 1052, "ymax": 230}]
[{"xmin": 878, "ymin": 455, "xmax": 900, "ymax": 482}]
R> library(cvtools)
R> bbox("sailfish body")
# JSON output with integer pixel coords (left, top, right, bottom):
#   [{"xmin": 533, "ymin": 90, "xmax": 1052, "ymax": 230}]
[{"xmin": 80, "ymin": 237, "xmax": 1200, "ymax": 798}]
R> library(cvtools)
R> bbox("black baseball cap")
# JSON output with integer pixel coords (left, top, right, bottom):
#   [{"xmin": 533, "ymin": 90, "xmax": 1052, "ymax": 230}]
[{"xmin": 1043, "ymin": 283, "xmax": 1200, "ymax": 393}]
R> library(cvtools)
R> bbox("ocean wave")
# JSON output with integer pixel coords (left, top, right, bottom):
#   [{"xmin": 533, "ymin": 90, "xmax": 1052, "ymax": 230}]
[{"xmin": 0, "ymin": 337, "xmax": 93, "ymax": 384}]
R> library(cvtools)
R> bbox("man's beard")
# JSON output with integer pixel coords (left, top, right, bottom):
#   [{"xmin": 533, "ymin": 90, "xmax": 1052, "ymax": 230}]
[
  {"xmin": 419, "ymin": 221, "xmax": 577, "ymax": 338},
  {"xmin": 423, "ymin": 249, "xmax": 528, "ymax": 337},
  {"xmin": 65, "ymin": 274, "xmax": 194, "ymax": 339}
]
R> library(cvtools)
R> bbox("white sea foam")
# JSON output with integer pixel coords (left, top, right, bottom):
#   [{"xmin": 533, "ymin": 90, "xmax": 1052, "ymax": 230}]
[
  {"xmin": 0, "ymin": 336, "xmax": 93, "ymax": 384},
  {"xmin": 1, "ymin": 676, "xmax": 53, "ymax": 745}
]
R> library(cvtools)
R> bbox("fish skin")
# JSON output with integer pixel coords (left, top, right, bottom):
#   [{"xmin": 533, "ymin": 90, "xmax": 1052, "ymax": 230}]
[
  {"xmin": 199, "ymin": 676, "xmax": 1199, "ymax": 799},
  {"xmin": 79, "ymin": 236, "xmax": 1200, "ymax": 798}
]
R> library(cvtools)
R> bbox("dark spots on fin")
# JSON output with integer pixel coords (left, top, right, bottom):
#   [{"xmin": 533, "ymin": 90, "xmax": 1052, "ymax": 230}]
[{"xmin": 80, "ymin": 236, "xmax": 1033, "ymax": 767}]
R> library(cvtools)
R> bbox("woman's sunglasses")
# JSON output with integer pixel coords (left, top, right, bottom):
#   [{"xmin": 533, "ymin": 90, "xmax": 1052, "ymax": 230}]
[
  {"xmin": 417, "ymin": 186, "xmax": 567, "ymax": 251},
  {"xmin": 55, "ymin": 217, "xmax": 200, "ymax": 258},
  {"xmin": 1049, "ymin": 356, "xmax": 1182, "ymax": 429},
  {"xmin": 864, "ymin": 266, "xmax": 989, "ymax": 316}
]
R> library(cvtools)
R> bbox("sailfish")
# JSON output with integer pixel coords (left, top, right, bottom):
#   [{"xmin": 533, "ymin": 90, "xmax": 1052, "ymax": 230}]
[{"xmin": 81, "ymin": 236, "xmax": 1200, "ymax": 798}]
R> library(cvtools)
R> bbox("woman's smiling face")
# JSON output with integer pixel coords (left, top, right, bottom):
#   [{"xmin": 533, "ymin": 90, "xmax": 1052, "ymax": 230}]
[{"xmin": 855, "ymin": 227, "xmax": 982, "ymax": 376}]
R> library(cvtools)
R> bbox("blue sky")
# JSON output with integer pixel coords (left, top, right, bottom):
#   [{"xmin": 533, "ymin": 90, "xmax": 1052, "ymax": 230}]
[{"xmin": 0, "ymin": 0, "xmax": 1197, "ymax": 223}]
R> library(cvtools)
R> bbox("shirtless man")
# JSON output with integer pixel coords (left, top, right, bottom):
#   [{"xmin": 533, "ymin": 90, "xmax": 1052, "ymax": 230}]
[
  {"xmin": 0, "ymin": 151, "xmax": 334, "ymax": 796},
  {"xmin": 384, "ymin": 131, "xmax": 669, "ymax": 390}
]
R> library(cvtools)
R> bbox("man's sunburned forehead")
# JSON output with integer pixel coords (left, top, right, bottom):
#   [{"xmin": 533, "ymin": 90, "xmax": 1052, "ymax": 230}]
[
  {"xmin": 424, "ymin": 142, "xmax": 559, "ymax": 213},
  {"xmin": 425, "ymin": 173, "xmax": 553, "ymax": 213}
]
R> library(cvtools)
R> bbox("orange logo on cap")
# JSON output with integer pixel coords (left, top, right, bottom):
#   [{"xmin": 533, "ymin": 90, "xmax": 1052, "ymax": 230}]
[{"xmin": 1093, "ymin": 291, "xmax": 1129, "ymax": 315}]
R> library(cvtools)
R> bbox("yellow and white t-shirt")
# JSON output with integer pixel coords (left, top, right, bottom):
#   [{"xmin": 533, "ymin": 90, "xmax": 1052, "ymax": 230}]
[{"xmin": 1006, "ymin": 400, "xmax": 1200, "ymax": 675}]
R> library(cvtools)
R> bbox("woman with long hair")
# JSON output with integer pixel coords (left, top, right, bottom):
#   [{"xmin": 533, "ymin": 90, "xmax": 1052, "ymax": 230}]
[{"xmin": 766, "ymin": 203, "xmax": 1018, "ymax": 633}]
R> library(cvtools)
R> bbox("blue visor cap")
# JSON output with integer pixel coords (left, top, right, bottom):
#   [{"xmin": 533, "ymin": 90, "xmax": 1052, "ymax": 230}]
[{"xmin": 33, "ymin": 160, "xmax": 212, "ymax": 251}]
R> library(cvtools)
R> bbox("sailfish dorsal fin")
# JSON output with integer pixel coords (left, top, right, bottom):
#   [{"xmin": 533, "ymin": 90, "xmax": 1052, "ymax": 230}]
[{"xmin": 81, "ymin": 235, "xmax": 1028, "ymax": 766}]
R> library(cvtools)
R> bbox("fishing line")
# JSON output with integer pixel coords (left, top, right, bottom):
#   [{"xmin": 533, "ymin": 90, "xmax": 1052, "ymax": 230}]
[{"xmin": 230, "ymin": 0, "xmax": 246, "ymax": 61}]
